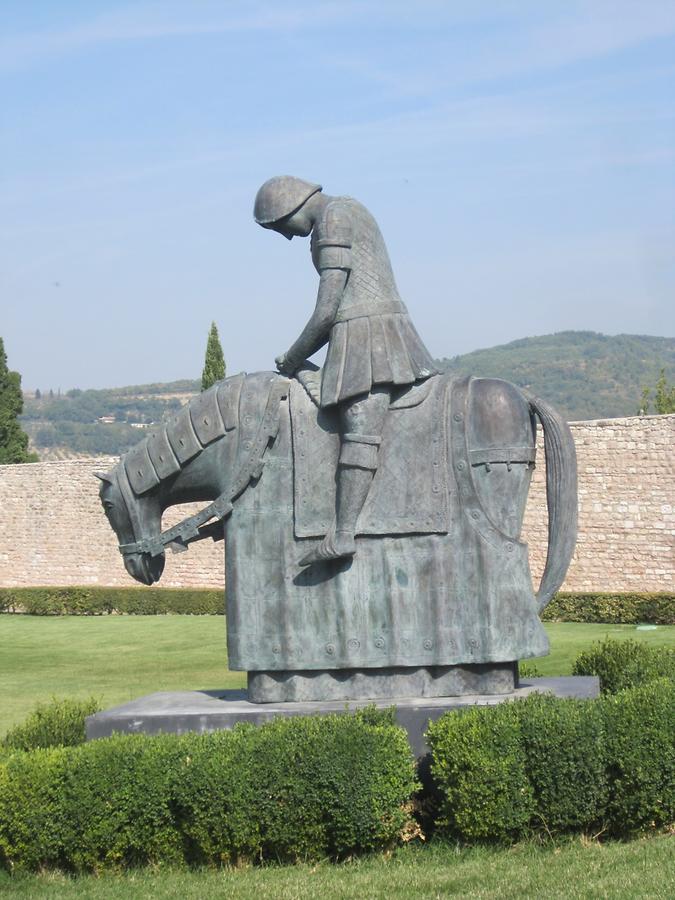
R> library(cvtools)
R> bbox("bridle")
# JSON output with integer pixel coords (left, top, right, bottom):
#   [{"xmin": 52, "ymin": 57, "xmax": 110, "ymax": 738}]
[{"xmin": 116, "ymin": 378, "xmax": 288, "ymax": 559}]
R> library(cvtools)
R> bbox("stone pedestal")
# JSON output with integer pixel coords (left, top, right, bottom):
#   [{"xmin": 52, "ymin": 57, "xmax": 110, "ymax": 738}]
[
  {"xmin": 86, "ymin": 676, "xmax": 599, "ymax": 759},
  {"xmin": 247, "ymin": 663, "xmax": 517, "ymax": 703}
]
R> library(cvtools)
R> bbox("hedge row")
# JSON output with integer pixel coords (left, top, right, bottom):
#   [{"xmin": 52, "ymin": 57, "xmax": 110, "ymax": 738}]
[
  {"xmin": 428, "ymin": 679, "xmax": 674, "ymax": 842},
  {"xmin": 2, "ymin": 588, "xmax": 672, "ymax": 621},
  {"xmin": 541, "ymin": 592, "xmax": 674, "ymax": 625},
  {"xmin": 0, "ymin": 711, "xmax": 419, "ymax": 872},
  {"xmin": 0, "ymin": 587, "xmax": 224, "ymax": 616}
]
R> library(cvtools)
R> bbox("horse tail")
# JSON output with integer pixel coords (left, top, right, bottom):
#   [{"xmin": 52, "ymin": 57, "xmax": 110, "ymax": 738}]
[{"xmin": 523, "ymin": 392, "xmax": 578, "ymax": 612}]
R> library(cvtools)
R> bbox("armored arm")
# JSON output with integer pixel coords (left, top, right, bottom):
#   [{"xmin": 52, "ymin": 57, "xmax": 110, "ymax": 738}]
[
  {"xmin": 280, "ymin": 269, "xmax": 348, "ymax": 372},
  {"xmin": 278, "ymin": 203, "xmax": 353, "ymax": 374}
]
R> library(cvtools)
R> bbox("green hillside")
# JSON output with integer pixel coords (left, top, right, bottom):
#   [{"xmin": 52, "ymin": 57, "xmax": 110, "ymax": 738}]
[
  {"xmin": 436, "ymin": 331, "xmax": 675, "ymax": 421},
  {"xmin": 18, "ymin": 332, "xmax": 674, "ymax": 458},
  {"xmin": 21, "ymin": 380, "xmax": 199, "ymax": 458}
]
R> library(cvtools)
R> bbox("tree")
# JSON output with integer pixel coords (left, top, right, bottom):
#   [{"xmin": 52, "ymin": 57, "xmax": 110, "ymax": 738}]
[
  {"xmin": 638, "ymin": 369, "xmax": 675, "ymax": 415},
  {"xmin": 0, "ymin": 337, "xmax": 37, "ymax": 463},
  {"xmin": 201, "ymin": 321, "xmax": 226, "ymax": 391}
]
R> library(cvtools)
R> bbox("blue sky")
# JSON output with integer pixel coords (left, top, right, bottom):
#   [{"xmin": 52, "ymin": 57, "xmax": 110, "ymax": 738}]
[{"xmin": 2, "ymin": 0, "xmax": 674, "ymax": 390}]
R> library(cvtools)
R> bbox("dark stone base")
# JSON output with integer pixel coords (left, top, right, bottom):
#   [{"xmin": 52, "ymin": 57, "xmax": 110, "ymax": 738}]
[
  {"xmin": 247, "ymin": 663, "xmax": 517, "ymax": 703},
  {"xmin": 86, "ymin": 677, "xmax": 600, "ymax": 759}
]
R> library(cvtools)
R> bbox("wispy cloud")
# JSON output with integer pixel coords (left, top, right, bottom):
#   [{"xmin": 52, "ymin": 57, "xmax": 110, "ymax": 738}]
[
  {"xmin": 317, "ymin": 1, "xmax": 675, "ymax": 102},
  {"xmin": 0, "ymin": 1, "xmax": 365, "ymax": 71},
  {"xmin": 4, "ymin": 0, "xmax": 675, "ymax": 77}
]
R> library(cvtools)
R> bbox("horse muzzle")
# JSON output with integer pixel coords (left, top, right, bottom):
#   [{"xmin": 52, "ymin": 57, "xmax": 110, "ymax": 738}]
[{"xmin": 124, "ymin": 552, "xmax": 166, "ymax": 585}]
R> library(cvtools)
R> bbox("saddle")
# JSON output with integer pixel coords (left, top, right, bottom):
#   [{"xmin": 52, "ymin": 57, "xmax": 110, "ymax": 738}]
[{"xmin": 290, "ymin": 372, "xmax": 452, "ymax": 538}]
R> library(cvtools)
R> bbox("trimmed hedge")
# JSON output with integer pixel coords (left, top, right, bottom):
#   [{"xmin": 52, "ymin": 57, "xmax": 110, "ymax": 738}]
[
  {"xmin": 1, "ymin": 698, "xmax": 101, "ymax": 752},
  {"xmin": 573, "ymin": 639, "xmax": 675, "ymax": 694},
  {"xmin": 427, "ymin": 699, "xmax": 534, "ymax": 841},
  {"xmin": 516, "ymin": 694, "xmax": 608, "ymax": 832},
  {"xmin": 603, "ymin": 680, "xmax": 675, "ymax": 831},
  {"xmin": 0, "ymin": 712, "xmax": 419, "ymax": 872},
  {"xmin": 0, "ymin": 587, "xmax": 224, "ymax": 616},
  {"xmin": 2, "ymin": 589, "xmax": 672, "ymax": 621},
  {"xmin": 428, "ymin": 680, "xmax": 674, "ymax": 842},
  {"xmin": 542, "ymin": 592, "xmax": 674, "ymax": 625}
]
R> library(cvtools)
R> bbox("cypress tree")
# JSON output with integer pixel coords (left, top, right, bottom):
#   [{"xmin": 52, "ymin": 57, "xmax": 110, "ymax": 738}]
[
  {"xmin": 201, "ymin": 322, "xmax": 226, "ymax": 391},
  {"xmin": 0, "ymin": 337, "xmax": 37, "ymax": 463}
]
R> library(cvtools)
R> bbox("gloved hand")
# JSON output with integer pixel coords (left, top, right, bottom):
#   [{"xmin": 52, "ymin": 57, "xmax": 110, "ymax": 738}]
[{"xmin": 275, "ymin": 353, "xmax": 299, "ymax": 376}]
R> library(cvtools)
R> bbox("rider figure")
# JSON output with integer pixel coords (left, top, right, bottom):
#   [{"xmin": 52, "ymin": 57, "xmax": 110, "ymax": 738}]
[{"xmin": 254, "ymin": 176, "xmax": 438, "ymax": 565}]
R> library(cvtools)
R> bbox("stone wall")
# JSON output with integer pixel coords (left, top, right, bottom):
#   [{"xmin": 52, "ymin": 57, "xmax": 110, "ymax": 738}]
[
  {"xmin": 0, "ymin": 414, "xmax": 672, "ymax": 593},
  {"xmin": 523, "ymin": 413, "xmax": 673, "ymax": 593},
  {"xmin": 0, "ymin": 458, "xmax": 223, "ymax": 589}
]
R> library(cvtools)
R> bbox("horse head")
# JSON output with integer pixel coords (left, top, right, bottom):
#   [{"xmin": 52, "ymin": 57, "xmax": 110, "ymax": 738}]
[{"xmin": 96, "ymin": 469, "xmax": 166, "ymax": 585}]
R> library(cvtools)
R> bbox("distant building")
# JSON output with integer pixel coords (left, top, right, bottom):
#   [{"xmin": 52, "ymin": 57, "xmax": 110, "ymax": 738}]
[{"xmin": 97, "ymin": 416, "xmax": 116, "ymax": 425}]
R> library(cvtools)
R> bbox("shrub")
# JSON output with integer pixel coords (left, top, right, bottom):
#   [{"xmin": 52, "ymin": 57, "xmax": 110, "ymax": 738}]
[
  {"xmin": 59, "ymin": 734, "xmax": 185, "ymax": 871},
  {"xmin": 0, "ymin": 735, "xmax": 184, "ymax": 873},
  {"xmin": 0, "ymin": 714, "xmax": 418, "ymax": 873},
  {"xmin": 1, "ymin": 698, "xmax": 101, "ymax": 752},
  {"xmin": 0, "ymin": 587, "xmax": 224, "ymax": 616},
  {"xmin": 0, "ymin": 747, "xmax": 71, "ymax": 872},
  {"xmin": 516, "ymin": 693, "xmax": 607, "ymax": 833},
  {"xmin": 427, "ymin": 702, "xmax": 534, "ymax": 841},
  {"xmin": 573, "ymin": 639, "xmax": 675, "ymax": 694},
  {"xmin": 428, "ymin": 681, "xmax": 674, "ymax": 842},
  {"xmin": 173, "ymin": 714, "xmax": 418, "ymax": 864},
  {"xmin": 542, "ymin": 592, "xmax": 674, "ymax": 625},
  {"xmin": 601, "ymin": 680, "xmax": 675, "ymax": 834},
  {"xmin": 0, "ymin": 591, "xmax": 17, "ymax": 614}
]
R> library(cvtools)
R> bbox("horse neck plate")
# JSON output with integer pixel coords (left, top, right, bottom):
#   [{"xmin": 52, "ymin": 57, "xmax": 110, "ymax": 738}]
[
  {"xmin": 124, "ymin": 443, "xmax": 161, "ymax": 496},
  {"xmin": 217, "ymin": 373, "xmax": 245, "ymax": 431},
  {"xmin": 146, "ymin": 427, "xmax": 181, "ymax": 479},
  {"xmin": 167, "ymin": 405, "xmax": 202, "ymax": 464},
  {"xmin": 190, "ymin": 384, "xmax": 226, "ymax": 446}
]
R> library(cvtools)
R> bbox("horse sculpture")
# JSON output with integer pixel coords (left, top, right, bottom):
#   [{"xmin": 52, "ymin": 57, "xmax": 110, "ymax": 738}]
[{"xmin": 98, "ymin": 367, "xmax": 577, "ymax": 702}]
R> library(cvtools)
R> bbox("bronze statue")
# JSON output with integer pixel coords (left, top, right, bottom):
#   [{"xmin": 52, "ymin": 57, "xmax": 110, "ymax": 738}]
[
  {"xmin": 254, "ymin": 176, "xmax": 438, "ymax": 565},
  {"xmin": 97, "ymin": 180, "xmax": 578, "ymax": 703}
]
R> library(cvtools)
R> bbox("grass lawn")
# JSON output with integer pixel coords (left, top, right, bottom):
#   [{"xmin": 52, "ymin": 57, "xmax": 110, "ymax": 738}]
[
  {"xmin": 0, "ymin": 616, "xmax": 673, "ymax": 737},
  {"xmin": 0, "ymin": 835, "xmax": 673, "ymax": 899},
  {"xmin": 0, "ymin": 616, "xmax": 244, "ymax": 736},
  {"xmin": 1, "ymin": 616, "xmax": 673, "ymax": 897}
]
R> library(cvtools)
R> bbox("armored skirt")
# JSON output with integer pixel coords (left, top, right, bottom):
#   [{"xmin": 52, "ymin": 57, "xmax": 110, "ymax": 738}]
[{"xmin": 320, "ymin": 311, "xmax": 438, "ymax": 407}]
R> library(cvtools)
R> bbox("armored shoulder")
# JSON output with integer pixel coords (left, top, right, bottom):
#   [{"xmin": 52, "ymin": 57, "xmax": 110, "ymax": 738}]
[{"xmin": 313, "ymin": 199, "xmax": 353, "ymax": 271}]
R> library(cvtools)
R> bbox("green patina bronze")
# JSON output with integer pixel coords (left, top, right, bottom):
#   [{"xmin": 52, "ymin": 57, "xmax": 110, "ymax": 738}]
[{"xmin": 98, "ymin": 179, "xmax": 577, "ymax": 702}]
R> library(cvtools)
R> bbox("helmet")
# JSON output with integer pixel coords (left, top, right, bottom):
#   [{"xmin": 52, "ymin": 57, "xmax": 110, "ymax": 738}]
[{"xmin": 254, "ymin": 176, "xmax": 322, "ymax": 225}]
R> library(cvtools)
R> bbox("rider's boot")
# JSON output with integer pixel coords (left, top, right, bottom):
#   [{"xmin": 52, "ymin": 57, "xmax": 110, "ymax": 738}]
[{"xmin": 298, "ymin": 433, "xmax": 380, "ymax": 566}]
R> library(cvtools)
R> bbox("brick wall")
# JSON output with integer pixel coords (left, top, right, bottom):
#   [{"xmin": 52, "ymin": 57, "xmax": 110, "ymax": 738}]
[{"xmin": 0, "ymin": 414, "xmax": 672, "ymax": 592}]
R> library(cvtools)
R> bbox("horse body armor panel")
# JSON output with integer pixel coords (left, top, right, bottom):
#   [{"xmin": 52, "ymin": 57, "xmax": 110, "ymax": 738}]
[
  {"xmin": 226, "ymin": 372, "xmax": 548, "ymax": 671},
  {"xmin": 290, "ymin": 375, "xmax": 450, "ymax": 537}
]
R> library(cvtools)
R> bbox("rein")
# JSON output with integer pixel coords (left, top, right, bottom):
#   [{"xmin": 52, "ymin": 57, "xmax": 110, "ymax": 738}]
[{"xmin": 117, "ymin": 378, "xmax": 288, "ymax": 559}]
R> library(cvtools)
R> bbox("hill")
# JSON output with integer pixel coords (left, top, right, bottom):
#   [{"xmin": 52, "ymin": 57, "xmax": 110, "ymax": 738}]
[
  {"xmin": 20, "ymin": 380, "xmax": 200, "ymax": 459},
  {"xmin": 436, "ymin": 332, "xmax": 675, "ymax": 421},
  {"xmin": 18, "ymin": 332, "xmax": 674, "ymax": 459}
]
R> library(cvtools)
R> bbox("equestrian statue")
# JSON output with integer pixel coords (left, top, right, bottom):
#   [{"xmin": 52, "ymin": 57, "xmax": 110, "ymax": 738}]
[{"xmin": 98, "ymin": 177, "xmax": 577, "ymax": 703}]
